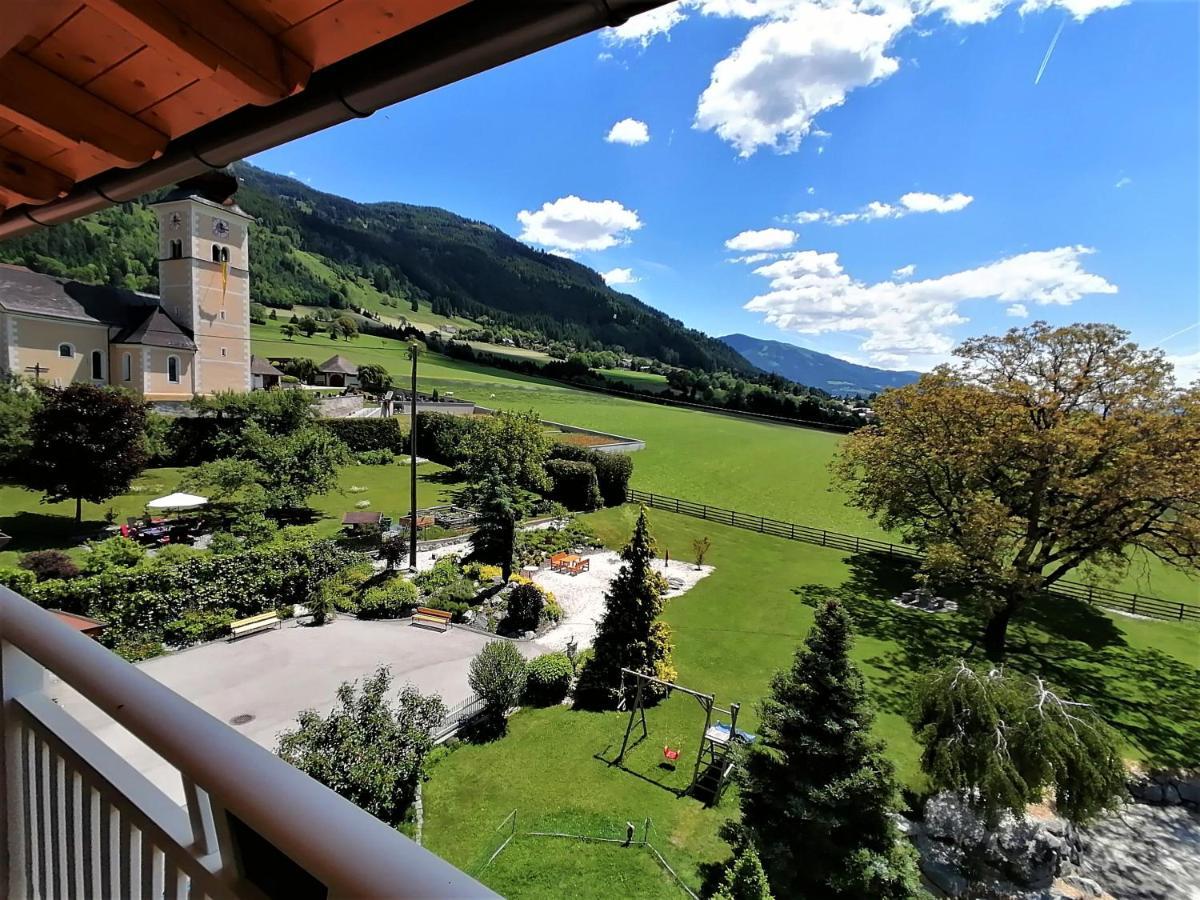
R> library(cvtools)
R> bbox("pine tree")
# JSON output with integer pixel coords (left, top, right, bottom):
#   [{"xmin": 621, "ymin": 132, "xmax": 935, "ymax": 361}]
[
  {"xmin": 575, "ymin": 507, "xmax": 676, "ymax": 709},
  {"xmin": 735, "ymin": 600, "xmax": 920, "ymax": 899},
  {"xmin": 470, "ymin": 470, "xmax": 516, "ymax": 580},
  {"xmin": 713, "ymin": 844, "xmax": 774, "ymax": 900}
]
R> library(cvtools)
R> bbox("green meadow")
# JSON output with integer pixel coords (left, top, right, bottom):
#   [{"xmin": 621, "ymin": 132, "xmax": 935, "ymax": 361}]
[{"xmin": 422, "ymin": 505, "xmax": 1200, "ymax": 898}]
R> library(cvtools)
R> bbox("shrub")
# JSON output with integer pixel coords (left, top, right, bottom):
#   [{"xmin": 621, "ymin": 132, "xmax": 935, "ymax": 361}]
[
  {"xmin": 502, "ymin": 581, "xmax": 545, "ymax": 634},
  {"xmin": 545, "ymin": 459, "xmax": 602, "ymax": 511},
  {"xmin": 524, "ymin": 653, "xmax": 572, "ymax": 705},
  {"xmin": 544, "ymin": 595, "xmax": 563, "ymax": 623},
  {"xmin": 414, "ymin": 412, "xmax": 474, "ymax": 464},
  {"xmin": 415, "ymin": 555, "xmax": 463, "ymax": 592},
  {"xmin": 0, "ymin": 566, "xmax": 37, "ymax": 594},
  {"xmin": 357, "ymin": 578, "xmax": 419, "ymax": 619},
  {"xmin": 321, "ymin": 417, "xmax": 407, "ymax": 453},
  {"xmin": 162, "ymin": 607, "xmax": 236, "ymax": 648},
  {"xmin": 549, "ymin": 444, "xmax": 633, "ymax": 507},
  {"xmin": 468, "ymin": 641, "xmax": 527, "ymax": 733},
  {"xmin": 463, "ymin": 562, "xmax": 503, "ymax": 583},
  {"xmin": 514, "ymin": 519, "xmax": 599, "ymax": 567},
  {"xmin": 355, "ymin": 449, "xmax": 395, "ymax": 465},
  {"xmin": 20, "ymin": 549, "xmax": 80, "ymax": 581},
  {"xmin": 208, "ymin": 532, "xmax": 241, "ymax": 555}
]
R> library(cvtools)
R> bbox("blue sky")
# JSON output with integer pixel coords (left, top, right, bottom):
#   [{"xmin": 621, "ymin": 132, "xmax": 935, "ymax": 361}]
[{"xmin": 251, "ymin": 0, "xmax": 1198, "ymax": 379}]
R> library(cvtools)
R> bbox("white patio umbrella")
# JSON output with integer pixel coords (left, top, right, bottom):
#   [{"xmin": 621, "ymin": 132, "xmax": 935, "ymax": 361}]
[{"xmin": 146, "ymin": 492, "xmax": 208, "ymax": 511}]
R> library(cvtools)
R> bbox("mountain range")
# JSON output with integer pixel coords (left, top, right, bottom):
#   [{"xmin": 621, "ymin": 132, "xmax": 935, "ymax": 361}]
[{"xmin": 720, "ymin": 333, "xmax": 921, "ymax": 397}]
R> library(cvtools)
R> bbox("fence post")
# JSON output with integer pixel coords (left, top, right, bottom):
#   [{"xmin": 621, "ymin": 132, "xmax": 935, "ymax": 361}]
[
  {"xmin": 1131, "ymin": 595, "xmax": 1137, "ymax": 614},
  {"xmin": 855, "ymin": 536, "xmax": 860, "ymax": 552},
  {"xmin": 675, "ymin": 498, "xmax": 680, "ymax": 513},
  {"xmin": 1087, "ymin": 585, "xmax": 1094, "ymax": 606},
  {"xmin": 790, "ymin": 523, "xmax": 795, "ymax": 540},
  {"xmin": 821, "ymin": 531, "xmax": 826, "ymax": 547},
  {"xmin": 759, "ymin": 516, "xmax": 764, "ymax": 532},
  {"xmin": 1181, "ymin": 603, "xmax": 1186, "ymax": 621},
  {"xmin": 702, "ymin": 505, "xmax": 707, "ymax": 520}
]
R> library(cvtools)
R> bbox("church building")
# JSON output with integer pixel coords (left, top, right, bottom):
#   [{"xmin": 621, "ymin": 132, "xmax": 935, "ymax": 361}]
[{"xmin": 0, "ymin": 173, "xmax": 251, "ymax": 399}]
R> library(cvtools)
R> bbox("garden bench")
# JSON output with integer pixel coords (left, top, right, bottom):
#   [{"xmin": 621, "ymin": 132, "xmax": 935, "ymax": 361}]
[
  {"xmin": 562, "ymin": 555, "xmax": 590, "ymax": 576},
  {"xmin": 549, "ymin": 552, "xmax": 571, "ymax": 572},
  {"xmin": 229, "ymin": 611, "xmax": 279, "ymax": 640},
  {"xmin": 412, "ymin": 606, "xmax": 452, "ymax": 632}
]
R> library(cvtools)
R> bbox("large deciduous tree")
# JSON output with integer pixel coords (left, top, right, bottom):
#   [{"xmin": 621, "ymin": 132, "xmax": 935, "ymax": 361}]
[
  {"xmin": 458, "ymin": 409, "xmax": 549, "ymax": 492},
  {"xmin": 912, "ymin": 661, "xmax": 1126, "ymax": 826},
  {"xmin": 835, "ymin": 322, "xmax": 1200, "ymax": 658},
  {"xmin": 275, "ymin": 667, "xmax": 444, "ymax": 824},
  {"xmin": 733, "ymin": 600, "xmax": 920, "ymax": 899},
  {"xmin": 575, "ymin": 507, "xmax": 676, "ymax": 708},
  {"xmin": 26, "ymin": 384, "xmax": 148, "ymax": 522}
]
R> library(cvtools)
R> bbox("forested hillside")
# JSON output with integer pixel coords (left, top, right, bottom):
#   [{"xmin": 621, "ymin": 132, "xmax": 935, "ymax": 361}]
[{"xmin": 0, "ymin": 164, "xmax": 751, "ymax": 374}]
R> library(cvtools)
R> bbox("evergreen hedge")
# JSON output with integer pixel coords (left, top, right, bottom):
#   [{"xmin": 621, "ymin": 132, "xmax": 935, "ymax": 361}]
[
  {"xmin": 321, "ymin": 417, "xmax": 407, "ymax": 453},
  {"xmin": 548, "ymin": 444, "xmax": 632, "ymax": 507},
  {"xmin": 545, "ymin": 459, "xmax": 603, "ymax": 511}
]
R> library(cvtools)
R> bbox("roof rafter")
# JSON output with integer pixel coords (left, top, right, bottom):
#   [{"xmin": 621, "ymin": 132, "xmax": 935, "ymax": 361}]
[
  {"xmin": 0, "ymin": 147, "xmax": 73, "ymax": 204},
  {"xmin": 0, "ymin": 53, "xmax": 168, "ymax": 165},
  {"xmin": 84, "ymin": 0, "xmax": 311, "ymax": 105}
]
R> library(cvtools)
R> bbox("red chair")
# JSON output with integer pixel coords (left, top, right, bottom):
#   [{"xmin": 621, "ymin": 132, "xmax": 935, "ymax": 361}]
[{"xmin": 663, "ymin": 746, "xmax": 680, "ymax": 764}]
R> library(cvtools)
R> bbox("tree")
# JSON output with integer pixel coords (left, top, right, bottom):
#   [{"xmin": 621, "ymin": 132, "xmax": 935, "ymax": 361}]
[
  {"xmin": 242, "ymin": 423, "xmax": 348, "ymax": 509},
  {"xmin": 692, "ymin": 536, "xmax": 712, "ymax": 567},
  {"xmin": 468, "ymin": 640, "xmax": 526, "ymax": 735},
  {"xmin": 334, "ymin": 315, "xmax": 358, "ymax": 340},
  {"xmin": 834, "ymin": 322, "xmax": 1200, "ymax": 658},
  {"xmin": 713, "ymin": 845, "xmax": 774, "ymax": 900},
  {"xmin": 470, "ymin": 471, "xmax": 517, "ymax": 579},
  {"xmin": 459, "ymin": 409, "xmax": 549, "ymax": 491},
  {"xmin": 298, "ymin": 315, "xmax": 319, "ymax": 337},
  {"xmin": 502, "ymin": 581, "xmax": 544, "ymax": 634},
  {"xmin": 279, "ymin": 357, "xmax": 318, "ymax": 384},
  {"xmin": 25, "ymin": 384, "xmax": 149, "ymax": 522},
  {"xmin": 358, "ymin": 363, "xmax": 392, "ymax": 393},
  {"xmin": 281, "ymin": 324, "xmax": 296, "ymax": 340},
  {"xmin": 733, "ymin": 600, "xmax": 920, "ymax": 899},
  {"xmin": 275, "ymin": 666, "xmax": 445, "ymax": 824},
  {"xmin": 0, "ymin": 375, "xmax": 40, "ymax": 475},
  {"xmin": 575, "ymin": 508, "xmax": 676, "ymax": 708},
  {"xmin": 912, "ymin": 661, "xmax": 1126, "ymax": 825}
]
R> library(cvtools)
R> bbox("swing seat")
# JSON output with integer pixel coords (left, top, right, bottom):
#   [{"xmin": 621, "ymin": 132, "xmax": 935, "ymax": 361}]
[{"xmin": 663, "ymin": 745, "xmax": 680, "ymax": 762}]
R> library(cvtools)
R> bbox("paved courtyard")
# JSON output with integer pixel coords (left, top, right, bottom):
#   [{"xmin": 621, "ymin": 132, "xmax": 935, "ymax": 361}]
[{"xmin": 53, "ymin": 618, "xmax": 538, "ymax": 804}]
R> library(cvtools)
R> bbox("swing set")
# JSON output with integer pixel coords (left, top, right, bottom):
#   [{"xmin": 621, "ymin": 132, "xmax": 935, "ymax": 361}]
[{"xmin": 614, "ymin": 667, "xmax": 755, "ymax": 805}]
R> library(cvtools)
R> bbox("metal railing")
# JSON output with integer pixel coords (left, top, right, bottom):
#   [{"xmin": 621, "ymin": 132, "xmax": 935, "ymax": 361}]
[
  {"xmin": 434, "ymin": 695, "xmax": 487, "ymax": 741},
  {"xmin": 0, "ymin": 586, "xmax": 494, "ymax": 898},
  {"xmin": 626, "ymin": 489, "xmax": 1200, "ymax": 623}
]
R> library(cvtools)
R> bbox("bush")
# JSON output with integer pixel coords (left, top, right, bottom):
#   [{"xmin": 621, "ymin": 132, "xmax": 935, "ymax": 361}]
[
  {"xmin": 502, "ymin": 581, "xmax": 545, "ymax": 634},
  {"xmin": 468, "ymin": 641, "xmax": 527, "ymax": 732},
  {"xmin": 545, "ymin": 459, "xmax": 603, "ymax": 511},
  {"xmin": 357, "ymin": 577, "xmax": 419, "ymax": 619},
  {"xmin": 20, "ymin": 549, "xmax": 80, "ymax": 581},
  {"xmin": 355, "ymin": 449, "xmax": 395, "ymax": 465},
  {"xmin": 549, "ymin": 444, "xmax": 632, "ymax": 507},
  {"xmin": 514, "ymin": 519, "xmax": 599, "ymax": 567},
  {"xmin": 321, "ymin": 417, "xmax": 407, "ymax": 453},
  {"xmin": 162, "ymin": 607, "xmax": 236, "ymax": 648},
  {"xmin": 415, "ymin": 554, "xmax": 463, "ymax": 592},
  {"xmin": 209, "ymin": 532, "xmax": 241, "ymax": 555},
  {"xmin": 463, "ymin": 562, "xmax": 503, "ymax": 583},
  {"xmin": 0, "ymin": 565, "xmax": 37, "ymax": 594},
  {"xmin": 414, "ymin": 412, "xmax": 474, "ymax": 464},
  {"xmin": 524, "ymin": 652, "xmax": 572, "ymax": 705}
]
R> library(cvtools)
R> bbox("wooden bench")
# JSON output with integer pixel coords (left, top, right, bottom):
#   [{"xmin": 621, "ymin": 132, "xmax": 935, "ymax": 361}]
[
  {"xmin": 549, "ymin": 552, "xmax": 571, "ymax": 572},
  {"xmin": 564, "ymin": 556, "xmax": 590, "ymax": 576},
  {"xmin": 229, "ymin": 611, "xmax": 279, "ymax": 640},
  {"xmin": 412, "ymin": 606, "xmax": 452, "ymax": 632}
]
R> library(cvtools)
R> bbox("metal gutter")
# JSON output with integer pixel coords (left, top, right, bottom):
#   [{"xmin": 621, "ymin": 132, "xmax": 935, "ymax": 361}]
[{"xmin": 0, "ymin": 0, "xmax": 668, "ymax": 241}]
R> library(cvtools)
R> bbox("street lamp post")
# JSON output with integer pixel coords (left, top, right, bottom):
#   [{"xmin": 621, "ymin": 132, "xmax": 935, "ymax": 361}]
[{"xmin": 408, "ymin": 342, "xmax": 419, "ymax": 571}]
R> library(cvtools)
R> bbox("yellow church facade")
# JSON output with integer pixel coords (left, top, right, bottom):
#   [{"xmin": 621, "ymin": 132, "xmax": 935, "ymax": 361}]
[{"xmin": 0, "ymin": 179, "xmax": 251, "ymax": 400}]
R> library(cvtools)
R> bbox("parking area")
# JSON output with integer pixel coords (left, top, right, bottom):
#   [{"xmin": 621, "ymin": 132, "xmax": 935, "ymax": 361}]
[{"xmin": 53, "ymin": 618, "xmax": 537, "ymax": 804}]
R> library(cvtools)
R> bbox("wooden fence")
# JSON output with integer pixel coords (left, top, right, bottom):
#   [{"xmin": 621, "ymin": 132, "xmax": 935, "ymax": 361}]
[{"xmin": 625, "ymin": 488, "xmax": 1200, "ymax": 623}]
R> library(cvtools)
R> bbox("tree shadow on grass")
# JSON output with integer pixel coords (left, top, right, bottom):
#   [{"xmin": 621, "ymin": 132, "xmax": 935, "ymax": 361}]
[
  {"xmin": 791, "ymin": 552, "xmax": 1200, "ymax": 767},
  {"xmin": 0, "ymin": 511, "xmax": 105, "ymax": 555}
]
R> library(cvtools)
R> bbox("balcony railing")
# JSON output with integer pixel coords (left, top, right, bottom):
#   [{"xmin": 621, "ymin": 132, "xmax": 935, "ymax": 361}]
[{"xmin": 0, "ymin": 586, "xmax": 493, "ymax": 899}]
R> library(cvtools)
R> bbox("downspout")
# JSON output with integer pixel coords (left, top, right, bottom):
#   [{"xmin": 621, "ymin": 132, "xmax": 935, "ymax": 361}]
[{"xmin": 0, "ymin": 0, "xmax": 668, "ymax": 241}]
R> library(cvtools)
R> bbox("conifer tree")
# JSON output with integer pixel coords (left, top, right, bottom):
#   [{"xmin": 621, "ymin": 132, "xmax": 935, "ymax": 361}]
[
  {"xmin": 576, "ymin": 507, "xmax": 676, "ymax": 708},
  {"xmin": 470, "ymin": 470, "xmax": 516, "ymax": 579},
  {"xmin": 734, "ymin": 600, "xmax": 919, "ymax": 899},
  {"xmin": 713, "ymin": 844, "xmax": 774, "ymax": 900}
]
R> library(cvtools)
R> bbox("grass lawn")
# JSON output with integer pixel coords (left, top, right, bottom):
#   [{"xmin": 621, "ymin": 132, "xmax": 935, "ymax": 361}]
[
  {"xmin": 422, "ymin": 505, "xmax": 1200, "ymax": 897},
  {"xmin": 0, "ymin": 463, "xmax": 465, "ymax": 566},
  {"xmin": 596, "ymin": 368, "xmax": 671, "ymax": 393},
  {"xmin": 249, "ymin": 324, "xmax": 1199, "ymax": 602}
]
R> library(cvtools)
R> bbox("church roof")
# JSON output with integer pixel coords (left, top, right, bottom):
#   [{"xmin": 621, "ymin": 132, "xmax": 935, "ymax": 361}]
[
  {"xmin": 318, "ymin": 355, "xmax": 358, "ymax": 375},
  {"xmin": 0, "ymin": 265, "xmax": 194, "ymax": 350},
  {"xmin": 112, "ymin": 307, "xmax": 197, "ymax": 351}
]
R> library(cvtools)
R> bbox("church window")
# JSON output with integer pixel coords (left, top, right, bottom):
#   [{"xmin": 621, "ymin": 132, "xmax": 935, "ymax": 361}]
[
  {"xmin": 58, "ymin": 343, "xmax": 73, "ymax": 358},
  {"xmin": 169, "ymin": 239, "xmax": 182, "ymax": 259},
  {"xmin": 168, "ymin": 355, "xmax": 180, "ymax": 384},
  {"xmin": 212, "ymin": 244, "xmax": 221, "ymax": 262},
  {"xmin": 220, "ymin": 247, "xmax": 230, "ymax": 263},
  {"xmin": 91, "ymin": 350, "xmax": 104, "ymax": 380},
  {"xmin": 122, "ymin": 353, "xmax": 132, "ymax": 382}
]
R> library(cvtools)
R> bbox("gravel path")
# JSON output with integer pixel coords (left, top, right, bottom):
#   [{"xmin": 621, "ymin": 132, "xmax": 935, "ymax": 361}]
[{"xmin": 534, "ymin": 553, "xmax": 713, "ymax": 651}]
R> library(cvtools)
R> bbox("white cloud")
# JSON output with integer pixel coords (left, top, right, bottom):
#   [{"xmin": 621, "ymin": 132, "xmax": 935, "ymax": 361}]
[
  {"xmin": 1005, "ymin": 302, "xmax": 1029, "ymax": 317},
  {"xmin": 1018, "ymin": 0, "xmax": 1129, "ymax": 22},
  {"xmin": 900, "ymin": 191, "xmax": 974, "ymax": 213},
  {"xmin": 794, "ymin": 191, "xmax": 974, "ymax": 225},
  {"xmin": 728, "ymin": 251, "xmax": 778, "ymax": 264},
  {"xmin": 926, "ymin": 0, "xmax": 1127, "ymax": 25},
  {"xmin": 694, "ymin": 3, "xmax": 911, "ymax": 157},
  {"xmin": 806, "ymin": 186, "xmax": 816, "ymax": 195},
  {"xmin": 602, "ymin": 3, "xmax": 689, "ymax": 46},
  {"xmin": 1114, "ymin": 176, "xmax": 1132, "ymax": 189},
  {"xmin": 517, "ymin": 196, "xmax": 643, "ymax": 252},
  {"xmin": 725, "ymin": 227, "xmax": 797, "ymax": 251},
  {"xmin": 602, "ymin": 267, "xmax": 639, "ymax": 286},
  {"xmin": 606, "ymin": 118, "xmax": 651, "ymax": 146},
  {"xmin": 743, "ymin": 245, "xmax": 1117, "ymax": 365},
  {"xmin": 1167, "ymin": 350, "xmax": 1200, "ymax": 386},
  {"xmin": 893, "ymin": 263, "xmax": 916, "ymax": 278}
]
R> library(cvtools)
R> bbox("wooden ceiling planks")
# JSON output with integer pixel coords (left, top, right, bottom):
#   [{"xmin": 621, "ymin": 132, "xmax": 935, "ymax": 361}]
[{"xmin": 0, "ymin": 0, "xmax": 468, "ymax": 215}]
